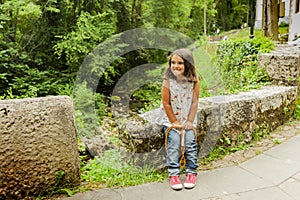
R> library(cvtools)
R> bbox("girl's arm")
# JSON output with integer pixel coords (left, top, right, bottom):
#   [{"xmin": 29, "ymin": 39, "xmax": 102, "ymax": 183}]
[
  {"xmin": 161, "ymin": 79, "xmax": 180, "ymax": 125},
  {"xmin": 184, "ymin": 80, "xmax": 200, "ymax": 129}
]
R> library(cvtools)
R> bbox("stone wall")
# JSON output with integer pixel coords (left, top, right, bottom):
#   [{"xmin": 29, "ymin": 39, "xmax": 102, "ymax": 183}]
[
  {"xmin": 259, "ymin": 45, "xmax": 300, "ymax": 86},
  {"xmin": 119, "ymin": 85, "xmax": 298, "ymax": 158},
  {"xmin": 0, "ymin": 96, "xmax": 80, "ymax": 199}
]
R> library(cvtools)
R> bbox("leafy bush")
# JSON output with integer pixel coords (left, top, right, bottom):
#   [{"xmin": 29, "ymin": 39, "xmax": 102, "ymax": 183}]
[
  {"xmin": 0, "ymin": 40, "xmax": 75, "ymax": 99},
  {"xmin": 293, "ymin": 91, "xmax": 300, "ymax": 120},
  {"xmin": 216, "ymin": 36, "xmax": 275, "ymax": 93},
  {"xmin": 131, "ymin": 82, "xmax": 162, "ymax": 113},
  {"xmin": 73, "ymin": 82, "xmax": 107, "ymax": 137},
  {"xmin": 53, "ymin": 11, "xmax": 118, "ymax": 88}
]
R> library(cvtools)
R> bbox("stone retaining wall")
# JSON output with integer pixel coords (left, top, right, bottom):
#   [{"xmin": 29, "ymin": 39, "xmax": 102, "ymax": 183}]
[
  {"xmin": 259, "ymin": 45, "xmax": 300, "ymax": 86},
  {"xmin": 119, "ymin": 86, "xmax": 298, "ymax": 158},
  {"xmin": 0, "ymin": 96, "xmax": 80, "ymax": 199}
]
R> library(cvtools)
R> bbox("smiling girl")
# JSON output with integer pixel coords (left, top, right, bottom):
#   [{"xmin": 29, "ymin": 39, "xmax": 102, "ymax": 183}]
[{"xmin": 159, "ymin": 48, "xmax": 199, "ymax": 190}]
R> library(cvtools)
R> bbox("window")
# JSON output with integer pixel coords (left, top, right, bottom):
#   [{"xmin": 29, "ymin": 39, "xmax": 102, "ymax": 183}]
[{"xmin": 296, "ymin": 0, "xmax": 300, "ymax": 13}]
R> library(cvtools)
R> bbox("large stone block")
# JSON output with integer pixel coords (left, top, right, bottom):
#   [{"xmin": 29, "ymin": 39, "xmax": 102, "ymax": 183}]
[
  {"xmin": 240, "ymin": 86, "xmax": 298, "ymax": 129},
  {"xmin": 259, "ymin": 45, "xmax": 300, "ymax": 85},
  {"xmin": 0, "ymin": 96, "xmax": 80, "ymax": 199}
]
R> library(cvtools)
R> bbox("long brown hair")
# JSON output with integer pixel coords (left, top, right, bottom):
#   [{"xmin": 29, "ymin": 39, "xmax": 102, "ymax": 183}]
[{"xmin": 164, "ymin": 48, "xmax": 198, "ymax": 82}]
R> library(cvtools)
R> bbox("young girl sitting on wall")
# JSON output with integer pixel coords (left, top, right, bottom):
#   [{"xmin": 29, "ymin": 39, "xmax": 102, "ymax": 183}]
[{"xmin": 159, "ymin": 48, "xmax": 199, "ymax": 190}]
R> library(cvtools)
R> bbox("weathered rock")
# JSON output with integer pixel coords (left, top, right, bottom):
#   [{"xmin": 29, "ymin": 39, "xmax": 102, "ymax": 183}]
[
  {"xmin": 118, "ymin": 112, "xmax": 165, "ymax": 153},
  {"xmin": 259, "ymin": 45, "xmax": 300, "ymax": 85},
  {"xmin": 81, "ymin": 126, "xmax": 119, "ymax": 157},
  {"xmin": 0, "ymin": 96, "xmax": 80, "ymax": 199}
]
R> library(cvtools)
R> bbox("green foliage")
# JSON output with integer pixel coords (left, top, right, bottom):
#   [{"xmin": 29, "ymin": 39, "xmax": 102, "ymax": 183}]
[
  {"xmin": 216, "ymin": 36, "xmax": 275, "ymax": 93},
  {"xmin": 8, "ymin": 69, "xmax": 73, "ymax": 98},
  {"xmin": 81, "ymin": 149, "xmax": 167, "ymax": 187},
  {"xmin": 53, "ymin": 11, "xmax": 128, "ymax": 89},
  {"xmin": 0, "ymin": 0, "xmax": 42, "ymax": 42},
  {"xmin": 57, "ymin": 188, "xmax": 75, "ymax": 197},
  {"xmin": 251, "ymin": 123, "xmax": 270, "ymax": 141},
  {"xmin": 215, "ymin": 0, "xmax": 249, "ymax": 31},
  {"xmin": 143, "ymin": 0, "xmax": 189, "ymax": 30},
  {"xmin": 0, "ymin": 0, "xmax": 76, "ymax": 98},
  {"xmin": 131, "ymin": 82, "xmax": 162, "ymax": 113},
  {"xmin": 188, "ymin": 0, "xmax": 217, "ymax": 39},
  {"xmin": 279, "ymin": 22, "xmax": 289, "ymax": 28},
  {"xmin": 0, "ymin": 41, "xmax": 30, "ymax": 97},
  {"xmin": 0, "ymin": 0, "xmax": 259, "ymax": 101},
  {"xmin": 293, "ymin": 93, "xmax": 300, "ymax": 120},
  {"xmin": 273, "ymin": 139, "xmax": 281, "ymax": 145},
  {"xmin": 54, "ymin": 11, "xmax": 116, "ymax": 68},
  {"xmin": 73, "ymin": 82, "xmax": 107, "ymax": 137},
  {"xmin": 0, "ymin": 39, "xmax": 71, "ymax": 98},
  {"xmin": 55, "ymin": 170, "xmax": 65, "ymax": 189},
  {"xmin": 127, "ymin": 65, "xmax": 164, "ymax": 113},
  {"xmin": 200, "ymin": 146, "xmax": 228, "ymax": 164}
]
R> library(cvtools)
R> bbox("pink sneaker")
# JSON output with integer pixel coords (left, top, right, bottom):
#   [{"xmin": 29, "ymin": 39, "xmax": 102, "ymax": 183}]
[
  {"xmin": 170, "ymin": 176, "xmax": 183, "ymax": 190},
  {"xmin": 184, "ymin": 173, "xmax": 197, "ymax": 189}
]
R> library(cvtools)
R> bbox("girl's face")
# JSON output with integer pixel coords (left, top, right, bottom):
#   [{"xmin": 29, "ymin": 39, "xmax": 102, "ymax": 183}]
[{"xmin": 170, "ymin": 54, "xmax": 185, "ymax": 78}]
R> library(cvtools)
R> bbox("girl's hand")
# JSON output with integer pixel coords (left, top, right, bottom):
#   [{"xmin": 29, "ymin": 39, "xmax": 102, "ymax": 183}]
[
  {"xmin": 171, "ymin": 120, "xmax": 181, "ymax": 126},
  {"xmin": 171, "ymin": 120, "xmax": 181, "ymax": 129},
  {"xmin": 183, "ymin": 121, "xmax": 193, "ymax": 130}
]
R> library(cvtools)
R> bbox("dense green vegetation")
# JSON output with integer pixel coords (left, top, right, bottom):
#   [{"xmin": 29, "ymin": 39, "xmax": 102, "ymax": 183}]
[
  {"xmin": 216, "ymin": 36, "xmax": 275, "ymax": 93},
  {"xmin": 0, "ymin": 0, "xmax": 255, "ymax": 99}
]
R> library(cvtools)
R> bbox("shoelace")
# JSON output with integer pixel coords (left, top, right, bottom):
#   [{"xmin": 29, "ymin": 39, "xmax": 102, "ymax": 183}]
[{"xmin": 186, "ymin": 174, "xmax": 195, "ymax": 182}]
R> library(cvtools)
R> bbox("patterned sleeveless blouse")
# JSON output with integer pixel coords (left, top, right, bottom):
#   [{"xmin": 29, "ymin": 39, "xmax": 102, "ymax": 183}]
[{"xmin": 156, "ymin": 79, "xmax": 197, "ymax": 127}]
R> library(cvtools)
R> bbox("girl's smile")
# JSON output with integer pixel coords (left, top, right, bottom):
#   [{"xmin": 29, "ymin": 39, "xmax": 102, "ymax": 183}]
[{"xmin": 170, "ymin": 54, "xmax": 185, "ymax": 79}]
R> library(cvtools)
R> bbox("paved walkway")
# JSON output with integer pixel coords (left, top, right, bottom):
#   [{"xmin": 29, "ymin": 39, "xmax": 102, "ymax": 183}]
[{"xmin": 61, "ymin": 125, "xmax": 300, "ymax": 200}]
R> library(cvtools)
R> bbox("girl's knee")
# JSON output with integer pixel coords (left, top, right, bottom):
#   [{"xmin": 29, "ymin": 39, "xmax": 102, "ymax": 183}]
[
  {"xmin": 185, "ymin": 130, "xmax": 195, "ymax": 142},
  {"xmin": 167, "ymin": 129, "xmax": 180, "ymax": 145}
]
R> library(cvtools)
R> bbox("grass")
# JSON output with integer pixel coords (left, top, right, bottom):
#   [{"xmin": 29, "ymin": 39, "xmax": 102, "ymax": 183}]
[
  {"xmin": 80, "ymin": 149, "xmax": 168, "ymax": 188},
  {"xmin": 219, "ymin": 26, "xmax": 288, "ymax": 40},
  {"xmin": 224, "ymin": 28, "xmax": 263, "ymax": 40}
]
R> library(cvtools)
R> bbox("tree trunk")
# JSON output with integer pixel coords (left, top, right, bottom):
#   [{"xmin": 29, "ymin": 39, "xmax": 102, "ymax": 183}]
[
  {"xmin": 204, "ymin": 0, "xmax": 207, "ymax": 38},
  {"xmin": 131, "ymin": 0, "xmax": 143, "ymax": 27},
  {"xmin": 135, "ymin": 0, "xmax": 142, "ymax": 27},
  {"xmin": 250, "ymin": 0, "xmax": 255, "ymax": 37},
  {"xmin": 269, "ymin": 0, "xmax": 278, "ymax": 40},
  {"xmin": 262, "ymin": 0, "xmax": 268, "ymax": 36},
  {"xmin": 262, "ymin": 0, "xmax": 278, "ymax": 40}
]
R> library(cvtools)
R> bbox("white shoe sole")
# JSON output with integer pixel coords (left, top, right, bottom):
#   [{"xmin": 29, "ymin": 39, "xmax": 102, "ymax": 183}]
[
  {"xmin": 171, "ymin": 184, "xmax": 183, "ymax": 190},
  {"xmin": 184, "ymin": 183, "xmax": 196, "ymax": 189}
]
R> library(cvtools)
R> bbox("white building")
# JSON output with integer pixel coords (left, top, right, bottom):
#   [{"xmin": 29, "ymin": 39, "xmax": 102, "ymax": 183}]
[
  {"xmin": 255, "ymin": 0, "xmax": 300, "ymax": 42},
  {"xmin": 255, "ymin": 0, "xmax": 263, "ymax": 29},
  {"xmin": 255, "ymin": 0, "xmax": 290, "ymax": 29},
  {"xmin": 289, "ymin": 0, "xmax": 300, "ymax": 41}
]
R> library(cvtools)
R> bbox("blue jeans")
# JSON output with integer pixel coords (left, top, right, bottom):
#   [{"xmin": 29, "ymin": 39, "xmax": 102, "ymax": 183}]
[{"xmin": 164, "ymin": 126, "xmax": 198, "ymax": 176}]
